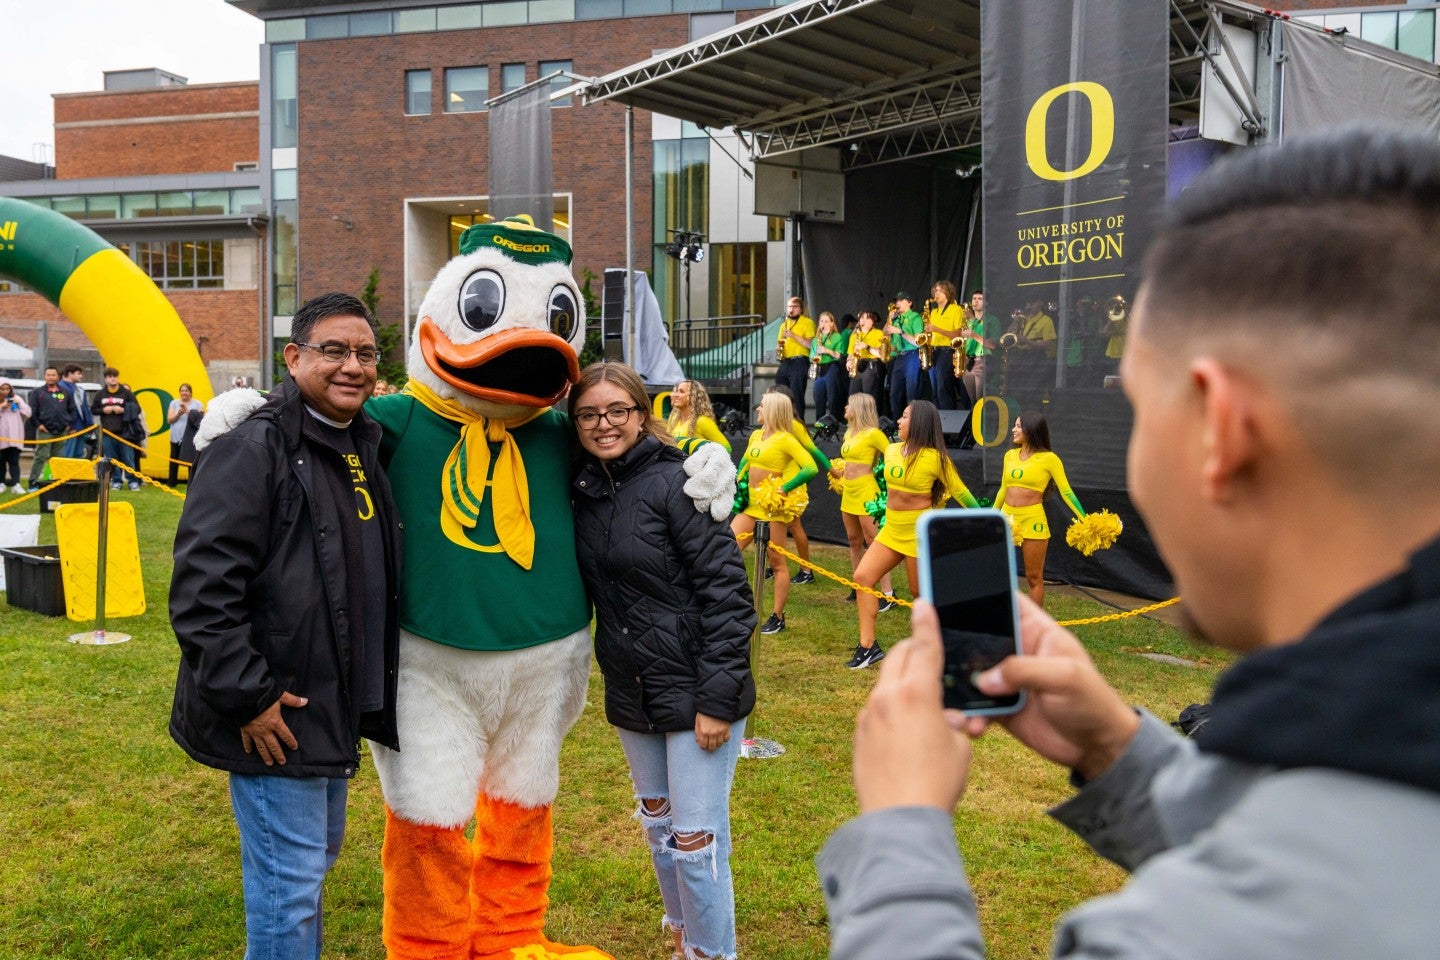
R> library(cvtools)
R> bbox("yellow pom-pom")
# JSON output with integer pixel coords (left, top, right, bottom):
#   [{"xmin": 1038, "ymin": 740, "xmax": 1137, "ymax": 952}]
[
  {"xmin": 753, "ymin": 476, "xmax": 794, "ymax": 520},
  {"xmin": 1066, "ymin": 510, "xmax": 1123, "ymax": 556},
  {"xmin": 827, "ymin": 469, "xmax": 845, "ymax": 494}
]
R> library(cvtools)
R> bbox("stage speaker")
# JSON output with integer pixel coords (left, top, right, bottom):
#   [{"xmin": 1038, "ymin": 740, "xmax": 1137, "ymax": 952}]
[
  {"xmin": 939, "ymin": 409, "xmax": 972, "ymax": 434},
  {"xmin": 601, "ymin": 268, "xmax": 627, "ymax": 361}
]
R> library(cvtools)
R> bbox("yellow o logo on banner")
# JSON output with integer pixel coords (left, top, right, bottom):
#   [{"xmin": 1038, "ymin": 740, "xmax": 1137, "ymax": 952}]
[
  {"xmin": 1025, "ymin": 81, "xmax": 1116, "ymax": 182},
  {"xmin": 970, "ymin": 396, "xmax": 1013, "ymax": 448}
]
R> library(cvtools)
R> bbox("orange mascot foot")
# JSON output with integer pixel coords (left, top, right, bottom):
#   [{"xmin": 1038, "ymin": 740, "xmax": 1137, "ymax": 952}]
[
  {"xmin": 469, "ymin": 795, "xmax": 613, "ymax": 960},
  {"xmin": 382, "ymin": 805, "xmax": 474, "ymax": 960}
]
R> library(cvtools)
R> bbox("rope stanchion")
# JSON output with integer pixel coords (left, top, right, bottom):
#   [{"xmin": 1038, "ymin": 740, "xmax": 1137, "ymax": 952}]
[
  {"xmin": 68, "ymin": 458, "xmax": 130, "ymax": 646},
  {"xmin": 741, "ymin": 520, "xmax": 785, "ymax": 760},
  {"xmin": 763, "ymin": 541, "xmax": 1179, "ymax": 628}
]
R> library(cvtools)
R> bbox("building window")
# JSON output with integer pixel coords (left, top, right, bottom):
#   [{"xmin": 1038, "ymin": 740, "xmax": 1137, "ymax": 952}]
[
  {"xmin": 652, "ymin": 137, "xmax": 710, "ymax": 324},
  {"xmin": 1398, "ymin": 10, "xmax": 1434, "ymax": 62},
  {"xmin": 406, "ymin": 70, "xmax": 433, "ymax": 115},
  {"xmin": 539, "ymin": 59, "xmax": 573, "ymax": 105},
  {"xmin": 129, "ymin": 240, "xmax": 226, "ymax": 290},
  {"xmin": 396, "ymin": 8, "xmax": 438, "ymax": 32},
  {"xmin": 502, "ymin": 63, "xmax": 527, "ymax": 95},
  {"xmin": 272, "ymin": 45, "xmax": 299, "ymax": 150},
  {"xmin": 446, "ymin": 66, "xmax": 488, "ymax": 113}
]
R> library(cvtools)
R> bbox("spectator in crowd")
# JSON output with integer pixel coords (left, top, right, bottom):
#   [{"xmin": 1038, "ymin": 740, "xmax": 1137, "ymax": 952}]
[
  {"xmin": 93, "ymin": 367, "xmax": 142, "ymax": 489},
  {"xmin": 27, "ymin": 366, "xmax": 76, "ymax": 490},
  {"xmin": 0, "ymin": 379, "xmax": 32, "ymax": 493},
  {"xmin": 60, "ymin": 364, "xmax": 95, "ymax": 459},
  {"xmin": 166, "ymin": 383, "xmax": 205, "ymax": 486}
]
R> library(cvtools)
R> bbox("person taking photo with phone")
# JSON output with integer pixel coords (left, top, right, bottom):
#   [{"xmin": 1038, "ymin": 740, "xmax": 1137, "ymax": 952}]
[
  {"xmin": 0, "ymin": 379, "xmax": 32, "ymax": 493},
  {"xmin": 816, "ymin": 128, "xmax": 1440, "ymax": 960},
  {"xmin": 570, "ymin": 361, "xmax": 756, "ymax": 960},
  {"xmin": 847, "ymin": 399, "xmax": 977, "ymax": 670}
]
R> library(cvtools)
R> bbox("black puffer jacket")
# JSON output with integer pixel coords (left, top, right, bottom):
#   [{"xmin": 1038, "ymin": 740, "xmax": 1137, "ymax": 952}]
[
  {"xmin": 168, "ymin": 378, "xmax": 403, "ymax": 778},
  {"xmin": 574, "ymin": 434, "xmax": 756, "ymax": 733}
]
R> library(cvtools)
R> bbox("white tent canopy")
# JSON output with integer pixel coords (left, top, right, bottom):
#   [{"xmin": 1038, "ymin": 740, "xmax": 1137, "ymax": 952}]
[{"xmin": 0, "ymin": 335, "xmax": 35, "ymax": 369}]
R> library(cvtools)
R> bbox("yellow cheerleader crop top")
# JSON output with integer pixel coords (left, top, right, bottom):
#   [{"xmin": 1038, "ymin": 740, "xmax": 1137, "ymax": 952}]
[
  {"xmin": 840, "ymin": 427, "xmax": 889, "ymax": 466},
  {"xmin": 740, "ymin": 428, "xmax": 818, "ymax": 493},
  {"xmin": 881, "ymin": 443, "xmax": 978, "ymax": 507},
  {"xmin": 667, "ymin": 412, "xmax": 731, "ymax": 452},
  {"xmin": 993, "ymin": 448, "xmax": 1085, "ymax": 517}
]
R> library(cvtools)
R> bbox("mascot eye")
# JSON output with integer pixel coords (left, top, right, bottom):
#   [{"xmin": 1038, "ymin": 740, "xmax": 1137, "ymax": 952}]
[
  {"xmin": 458, "ymin": 270, "xmax": 505, "ymax": 331},
  {"xmin": 549, "ymin": 286, "xmax": 578, "ymax": 342}
]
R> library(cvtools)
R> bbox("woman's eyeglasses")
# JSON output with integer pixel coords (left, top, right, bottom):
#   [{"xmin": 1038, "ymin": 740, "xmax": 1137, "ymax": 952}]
[{"xmin": 575, "ymin": 406, "xmax": 641, "ymax": 429}]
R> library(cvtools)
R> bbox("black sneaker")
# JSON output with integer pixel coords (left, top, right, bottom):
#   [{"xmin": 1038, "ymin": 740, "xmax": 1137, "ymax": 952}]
[
  {"xmin": 845, "ymin": 589, "xmax": 857, "ymax": 603},
  {"xmin": 760, "ymin": 612, "xmax": 786, "ymax": 635},
  {"xmin": 791, "ymin": 568, "xmax": 815, "ymax": 585},
  {"xmin": 878, "ymin": 595, "xmax": 899, "ymax": 613},
  {"xmin": 848, "ymin": 643, "xmax": 886, "ymax": 670}
]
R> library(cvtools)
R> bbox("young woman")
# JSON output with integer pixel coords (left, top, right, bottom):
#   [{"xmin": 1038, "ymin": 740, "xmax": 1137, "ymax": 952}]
[
  {"xmin": 848, "ymin": 400, "xmax": 978, "ymax": 669},
  {"xmin": 764, "ymin": 384, "xmax": 831, "ymax": 587},
  {"xmin": 733, "ymin": 390, "xmax": 819, "ymax": 634},
  {"xmin": 166, "ymin": 382, "xmax": 205, "ymax": 485},
  {"xmin": 993, "ymin": 411, "xmax": 1087, "ymax": 605},
  {"xmin": 0, "ymin": 379, "xmax": 32, "ymax": 494},
  {"xmin": 924, "ymin": 281, "xmax": 966, "ymax": 410},
  {"xmin": 570, "ymin": 362, "xmax": 756, "ymax": 960},
  {"xmin": 667, "ymin": 379, "xmax": 731, "ymax": 452},
  {"xmin": 809, "ymin": 311, "xmax": 848, "ymax": 423},
  {"xmin": 846, "ymin": 310, "xmax": 887, "ymax": 410},
  {"xmin": 829, "ymin": 392, "xmax": 896, "ymax": 608}
]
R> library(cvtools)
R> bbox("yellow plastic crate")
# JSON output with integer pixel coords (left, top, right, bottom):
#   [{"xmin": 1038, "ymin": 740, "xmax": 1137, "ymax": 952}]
[
  {"xmin": 53, "ymin": 502, "xmax": 146, "ymax": 621},
  {"xmin": 48, "ymin": 457, "xmax": 96, "ymax": 482}
]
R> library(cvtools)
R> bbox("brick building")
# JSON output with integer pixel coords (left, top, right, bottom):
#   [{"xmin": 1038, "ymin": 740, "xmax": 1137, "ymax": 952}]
[{"xmin": 0, "ymin": 68, "xmax": 265, "ymax": 388}]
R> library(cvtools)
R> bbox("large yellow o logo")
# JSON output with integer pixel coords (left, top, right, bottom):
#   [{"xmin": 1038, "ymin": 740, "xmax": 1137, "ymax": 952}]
[
  {"xmin": 970, "ymin": 396, "xmax": 1013, "ymax": 448},
  {"xmin": 1025, "ymin": 82, "xmax": 1115, "ymax": 182}
]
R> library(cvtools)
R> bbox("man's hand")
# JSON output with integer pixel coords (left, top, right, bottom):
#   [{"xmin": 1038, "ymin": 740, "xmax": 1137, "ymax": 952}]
[
  {"xmin": 240, "ymin": 691, "xmax": 308, "ymax": 766},
  {"xmin": 853, "ymin": 602, "xmax": 972, "ymax": 813},
  {"xmin": 966, "ymin": 595, "xmax": 1139, "ymax": 781}
]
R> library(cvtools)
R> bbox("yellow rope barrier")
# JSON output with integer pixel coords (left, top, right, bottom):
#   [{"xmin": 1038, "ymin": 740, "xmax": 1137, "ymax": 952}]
[
  {"xmin": 107, "ymin": 459, "xmax": 187, "ymax": 500},
  {"xmin": 0, "ymin": 424, "xmax": 99, "ymax": 445},
  {"xmin": 100, "ymin": 428, "xmax": 193, "ymax": 468},
  {"xmin": 0, "ymin": 477, "xmax": 72, "ymax": 511},
  {"xmin": 759, "ymin": 540, "xmax": 1180, "ymax": 628}
]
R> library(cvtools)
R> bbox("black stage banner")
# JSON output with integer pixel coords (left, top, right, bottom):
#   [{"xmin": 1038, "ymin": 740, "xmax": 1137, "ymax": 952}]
[{"xmin": 974, "ymin": 0, "xmax": 1171, "ymax": 595}]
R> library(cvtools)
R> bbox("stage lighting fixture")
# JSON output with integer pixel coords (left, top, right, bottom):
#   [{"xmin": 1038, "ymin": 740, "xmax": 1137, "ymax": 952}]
[
  {"xmin": 812, "ymin": 414, "xmax": 841, "ymax": 441},
  {"xmin": 687, "ymin": 240, "xmax": 704, "ymax": 262},
  {"xmin": 665, "ymin": 237, "xmax": 684, "ymax": 259},
  {"xmin": 878, "ymin": 416, "xmax": 898, "ymax": 440}
]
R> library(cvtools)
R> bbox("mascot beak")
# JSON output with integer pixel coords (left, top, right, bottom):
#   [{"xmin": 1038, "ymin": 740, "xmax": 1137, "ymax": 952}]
[{"xmin": 418, "ymin": 318, "xmax": 580, "ymax": 407}]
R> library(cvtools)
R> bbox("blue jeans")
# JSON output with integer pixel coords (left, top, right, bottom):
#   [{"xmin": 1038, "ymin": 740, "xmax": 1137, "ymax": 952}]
[
  {"xmin": 62, "ymin": 433, "xmax": 89, "ymax": 459},
  {"xmin": 889, "ymin": 350, "xmax": 924, "ymax": 417},
  {"xmin": 617, "ymin": 719, "xmax": 746, "ymax": 960},
  {"xmin": 229, "ymin": 774, "xmax": 347, "ymax": 960},
  {"xmin": 101, "ymin": 433, "xmax": 137, "ymax": 481},
  {"xmin": 810, "ymin": 363, "xmax": 845, "ymax": 422}
]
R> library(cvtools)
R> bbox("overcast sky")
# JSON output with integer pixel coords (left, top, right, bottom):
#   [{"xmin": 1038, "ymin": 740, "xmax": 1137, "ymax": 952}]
[{"xmin": 0, "ymin": 0, "xmax": 263, "ymax": 163}]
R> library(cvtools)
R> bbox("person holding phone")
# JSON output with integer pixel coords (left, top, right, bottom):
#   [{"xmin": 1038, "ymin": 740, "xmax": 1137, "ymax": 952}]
[
  {"xmin": 667, "ymin": 379, "xmax": 731, "ymax": 452},
  {"xmin": 830, "ymin": 392, "xmax": 896, "ymax": 608},
  {"xmin": 847, "ymin": 400, "xmax": 977, "ymax": 670},
  {"xmin": 992, "ymin": 411, "xmax": 1088, "ymax": 605},
  {"xmin": 0, "ymin": 379, "xmax": 32, "ymax": 493},
  {"xmin": 817, "ymin": 129, "xmax": 1440, "ymax": 960},
  {"xmin": 733, "ymin": 390, "xmax": 819, "ymax": 634},
  {"xmin": 570, "ymin": 361, "xmax": 756, "ymax": 960},
  {"xmin": 166, "ymin": 383, "xmax": 206, "ymax": 486}
]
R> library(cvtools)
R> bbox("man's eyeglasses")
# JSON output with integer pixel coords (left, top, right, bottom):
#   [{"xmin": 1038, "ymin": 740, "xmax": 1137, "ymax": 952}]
[
  {"xmin": 294, "ymin": 341, "xmax": 382, "ymax": 365},
  {"xmin": 574, "ymin": 406, "xmax": 641, "ymax": 429}
]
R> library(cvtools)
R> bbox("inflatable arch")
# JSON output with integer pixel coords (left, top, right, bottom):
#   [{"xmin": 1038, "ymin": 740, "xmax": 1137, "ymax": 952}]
[{"xmin": 0, "ymin": 196, "xmax": 214, "ymax": 476}]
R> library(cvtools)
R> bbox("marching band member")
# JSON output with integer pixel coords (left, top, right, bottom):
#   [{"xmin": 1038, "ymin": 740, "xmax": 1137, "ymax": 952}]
[
  {"xmin": 774, "ymin": 296, "xmax": 816, "ymax": 422},
  {"xmin": 924, "ymin": 281, "xmax": 966, "ymax": 411},
  {"xmin": 810, "ymin": 311, "xmax": 848, "ymax": 423},
  {"xmin": 846, "ymin": 310, "xmax": 886, "ymax": 411},
  {"xmin": 883, "ymin": 292, "xmax": 925, "ymax": 417}
]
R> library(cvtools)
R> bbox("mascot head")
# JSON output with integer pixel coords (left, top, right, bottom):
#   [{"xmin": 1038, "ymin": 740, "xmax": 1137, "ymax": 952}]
[{"xmin": 409, "ymin": 214, "xmax": 584, "ymax": 419}]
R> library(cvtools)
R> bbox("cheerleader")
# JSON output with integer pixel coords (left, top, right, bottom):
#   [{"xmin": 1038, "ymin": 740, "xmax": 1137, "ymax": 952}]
[
  {"xmin": 828, "ymin": 392, "xmax": 896, "ymax": 609},
  {"xmin": 848, "ymin": 400, "xmax": 978, "ymax": 670},
  {"xmin": 732, "ymin": 391, "xmax": 819, "ymax": 635},
  {"xmin": 667, "ymin": 379, "xmax": 731, "ymax": 452},
  {"xmin": 767, "ymin": 384, "xmax": 831, "ymax": 586},
  {"xmin": 993, "ymin": 411, "xmax": 1085, "ymax": 605}
]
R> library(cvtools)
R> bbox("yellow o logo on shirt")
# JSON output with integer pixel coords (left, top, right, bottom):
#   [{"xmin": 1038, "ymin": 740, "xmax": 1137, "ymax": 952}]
[
  {"xmin": 1010, "ymin": 468, "xmax": 1024, "ymax": 480},
  {"xmin": 889, "ymin": 465, "xmax": 904, "ymax": 479},
  {"xmin": 1025, "ymin": 81, "xmax": 1115, "ymax": 182}
]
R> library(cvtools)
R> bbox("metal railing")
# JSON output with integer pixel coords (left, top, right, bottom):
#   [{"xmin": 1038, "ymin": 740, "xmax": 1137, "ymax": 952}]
[{"xmin": 671, "ymin": 313, "xmax": 765, "ymax": 381}]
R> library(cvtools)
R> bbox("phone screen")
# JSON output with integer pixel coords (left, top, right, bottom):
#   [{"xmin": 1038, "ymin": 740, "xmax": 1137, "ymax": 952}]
[{"xmin": 919, "ymin": 510, "xmax": 1024, "ymax": 715}]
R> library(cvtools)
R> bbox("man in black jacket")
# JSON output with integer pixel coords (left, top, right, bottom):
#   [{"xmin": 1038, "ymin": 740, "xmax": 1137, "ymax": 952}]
[
  {"xmin": 169, "ymin": 292, "xmax": 402, "ymax": 959},
  {"xmin": 26, "ymin": 365, "xmax": 76, "ymax": 489}
]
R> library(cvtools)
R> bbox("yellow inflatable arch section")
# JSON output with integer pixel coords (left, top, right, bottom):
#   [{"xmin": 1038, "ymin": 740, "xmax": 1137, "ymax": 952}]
[{"xmin": 0, "ymin": 197, "xmax": 213, "ymax": 475}]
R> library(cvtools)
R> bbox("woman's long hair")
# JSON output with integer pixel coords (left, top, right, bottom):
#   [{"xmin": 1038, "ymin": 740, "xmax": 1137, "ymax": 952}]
[
  {"xmin": 570, "ymin": 361, "xmax": 674, "ymax": 447},
  {"xmin": 758, "ymin": 391, "xmax": 795, "ymax": 436},
  {"xmin": 1016, "ymin": 410, "xmax": 1052, "ymax": 453},
  {"xmin": 844, "ymin": 392, "xmax": 878, "ymax": 440},
  {"xmin": 904, "ymin": 400, "xmax": 964, "ymax": 507},
  {"xmin": 672, "ymin": 379, "xmax": 714, "ymax": 437}
]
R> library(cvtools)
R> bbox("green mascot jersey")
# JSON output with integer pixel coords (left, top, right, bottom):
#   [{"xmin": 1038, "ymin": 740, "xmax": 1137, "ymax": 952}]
[{"xmin": 367, "ymin": 394, "xmax": 590, "ymax": 651}]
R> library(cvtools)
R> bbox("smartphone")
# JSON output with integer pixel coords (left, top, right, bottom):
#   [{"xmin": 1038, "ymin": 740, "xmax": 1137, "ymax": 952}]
[{"xmin": 917, "ymin": 508, "xmax": 1025, "ymax": 715}]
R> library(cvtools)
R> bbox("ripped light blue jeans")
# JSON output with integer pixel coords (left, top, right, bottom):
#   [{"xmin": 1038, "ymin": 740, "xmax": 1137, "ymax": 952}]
[{"xmin": 617, "ymin": 718, "xmax": 746, "ymax": 960}]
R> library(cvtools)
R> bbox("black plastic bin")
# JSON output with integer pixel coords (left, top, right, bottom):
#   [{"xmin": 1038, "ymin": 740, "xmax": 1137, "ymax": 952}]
[
  {"xmin": 1, "ymin": 544, "xmax": 66, "ymax": 617},
  {"xmin": 39, "ymin": 480, "xmax": 100, "ymax": 515}
]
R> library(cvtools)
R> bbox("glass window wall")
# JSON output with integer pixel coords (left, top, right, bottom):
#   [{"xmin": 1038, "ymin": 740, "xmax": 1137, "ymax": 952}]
[
  {"xmin": 272, "ymin": 45, "xmax": 299, "ymax": 150},
  {"xmin": 445, "ymin": 66, "xmax": 489, "ymax": 112},
  {"xmin": 502, "ymin": 63, "xmax": 527, "ymax": 94},
  {"xmin": 407, "ymin": 69, "xmax": 433, "ymax": 115}
]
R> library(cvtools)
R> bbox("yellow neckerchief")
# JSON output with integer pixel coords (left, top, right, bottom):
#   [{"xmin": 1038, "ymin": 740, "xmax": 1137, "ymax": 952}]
[{"xmin": 404, "ymin": 380, "xmax": 547, "ymax": 570}]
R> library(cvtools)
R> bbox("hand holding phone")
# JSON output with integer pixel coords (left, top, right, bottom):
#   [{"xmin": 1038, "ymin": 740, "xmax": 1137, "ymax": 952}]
[{"xmin": 917, "ymin": 509, "xmax": 1025, "ymax": 716}]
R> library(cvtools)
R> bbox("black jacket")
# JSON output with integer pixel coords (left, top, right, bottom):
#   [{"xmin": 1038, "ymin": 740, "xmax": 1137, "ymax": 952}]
[
  {"xmin": 573, "ymin": 434, "xmax": 756, "ymax": 733},
  {"xmin": 168, "ymin": 378, "xmax": 403, "ymax": 778},
  {"xmin": 28, "ymin": 383, "xmax": 75, "ymax": 434}
]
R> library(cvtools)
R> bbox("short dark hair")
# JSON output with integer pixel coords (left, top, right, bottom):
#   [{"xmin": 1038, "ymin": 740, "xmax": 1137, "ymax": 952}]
[
  {"xmin": 1139, "ymin": 126, "xmax": 1440, "ymax": 481},
  {"xmin": 44, "ymin": 366, "xmax": 59, "ymax": 376},
  {"xmin": 61, "ymin": 363, "xmax": 83, "ymax": 377},
  {"xmin": 291, "ymin": 292, "xmax": 377, "ymax": 345},
  {"xmin": 103, "ymin": 366, "xmax": 118, "ymax": 378}
]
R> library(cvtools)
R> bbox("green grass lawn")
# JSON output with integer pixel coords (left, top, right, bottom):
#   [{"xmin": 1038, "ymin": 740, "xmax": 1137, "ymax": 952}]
[{"xmin": 0, "ymin": 488, "xmax": 1223, "ymax": 959}]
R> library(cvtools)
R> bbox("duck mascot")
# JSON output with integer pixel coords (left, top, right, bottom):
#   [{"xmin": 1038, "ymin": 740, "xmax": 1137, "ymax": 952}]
[{"xmin": 365, "ymin": 215, "xmax": 734, "ymax": 960}]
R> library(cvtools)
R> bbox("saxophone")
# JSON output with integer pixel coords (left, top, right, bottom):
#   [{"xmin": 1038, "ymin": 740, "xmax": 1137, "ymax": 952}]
[
  {"xmin": 953, "ymin": 304, "xmax": 972, "ymax": 378},
  {"xmin": 846, "ymin": 342, "xmax": 859, "ymax": 377},
  {"xmin": 915, "ymin": 331, "xmax": 934, "ymax": 372},
  {"xmin": 809, "ymin": 346, "xmax": 821, "ymax": 380},
  {"xmin": 776, "ymin": 319, "xmax": 788, "ymax": 362}
]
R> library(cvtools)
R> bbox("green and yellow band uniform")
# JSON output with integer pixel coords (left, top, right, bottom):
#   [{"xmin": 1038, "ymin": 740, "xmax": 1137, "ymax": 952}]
[
  {"xmin": 992, "ymin": 448, "xmax": 1085, "ymax": 546},
  {"xmin": 667, "ymin": 412, "xmax": 731, "ymax": 453},
  {"xmin": 889, "ymin": 310, "xmax": 925, "ymax": 354},
  {"xmin": 850, "ymin": 327, "xmax": 886, "ymax": 362},
  {"xmin": 929, "ymin": 302, "xmax": 965, "ymax": 338},
  {"xmin": 811, "ymin": 329, "xmax": 848, "ymax": 365},
  {"xmin": 838, "ymin": 427, "xmax": 889, "ymax": 516},
  {"xmin": 965, "ymin": 312, "xmax": 1000, "ymax": 359},
  {"xmin": 873, "ymin": 443, "xmax": 979, "ymax": 557},
  {"xmin": 779, "ymin": 312, "xmax": 817, "ymax": 360}
]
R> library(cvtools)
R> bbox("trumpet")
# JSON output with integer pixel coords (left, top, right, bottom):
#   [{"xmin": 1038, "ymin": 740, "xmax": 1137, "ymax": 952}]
[{"xmin": 915, "ymin": 331, "xmax": 935, "ymax": 371}]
